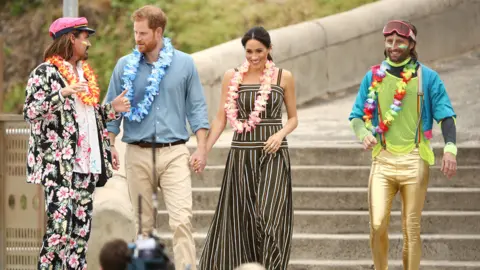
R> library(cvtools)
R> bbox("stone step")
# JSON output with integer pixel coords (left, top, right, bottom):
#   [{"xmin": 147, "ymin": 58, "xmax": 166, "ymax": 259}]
[
  {"xmin": 286, "ymin": 260, "xmax": 480, "ymax": 270},
  {"xmin": 157, "ymin": 187, "xmax": 480, "ymax": 211},
  {"xmin": 192, "ymin": 165, "xmax": 480, "ymax": 187},
  {"xmin": 156, "ymin": 210, "xmax": 480, "ymax": 235},
  {"xmin": 193, "ymin": 144, "xmax": 480, "ymax": 166},
  {"xmin": 186, "ymin": 260, "xmax": 480, "ymax": 270},
  {"xmin": 155, "ymin": 233, "xmax": 480, "ymax": 261}
]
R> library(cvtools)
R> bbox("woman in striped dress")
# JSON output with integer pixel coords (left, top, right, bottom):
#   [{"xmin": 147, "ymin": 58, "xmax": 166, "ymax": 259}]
[{"xmin": 197, "ymin": 26, "xmax": 299, "ymax": 270}]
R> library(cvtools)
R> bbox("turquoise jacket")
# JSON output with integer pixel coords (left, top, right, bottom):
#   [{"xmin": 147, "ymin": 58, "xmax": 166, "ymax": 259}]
[{"xmin": 348, "ymin": 62, "xmax": 456, "ymax": 140}]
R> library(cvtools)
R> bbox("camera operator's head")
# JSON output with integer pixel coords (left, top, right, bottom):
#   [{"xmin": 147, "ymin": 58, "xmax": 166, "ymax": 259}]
[{"xmin": 99, "ymin": 239, "xmax": 131, "ymax": 270}]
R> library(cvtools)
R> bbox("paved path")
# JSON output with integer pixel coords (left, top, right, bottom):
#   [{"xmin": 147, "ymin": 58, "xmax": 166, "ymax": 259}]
[{"xmin": 186, "ymin": 47, "xmax": 480, "ymax": 148}]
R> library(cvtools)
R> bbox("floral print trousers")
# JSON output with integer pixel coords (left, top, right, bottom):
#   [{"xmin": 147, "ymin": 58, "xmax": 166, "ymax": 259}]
[{"xmin": 38, "ymin": 173, "xmax": 98, "ymax": 270}]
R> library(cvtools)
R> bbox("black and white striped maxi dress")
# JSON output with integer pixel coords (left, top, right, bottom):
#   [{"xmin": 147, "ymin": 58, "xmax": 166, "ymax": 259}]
[{"xmin": 199, "ymin": 69, "xmax": 293, "ymax": 270}]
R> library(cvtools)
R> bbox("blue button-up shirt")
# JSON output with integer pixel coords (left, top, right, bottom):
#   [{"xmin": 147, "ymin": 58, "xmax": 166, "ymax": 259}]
[{"xmin": 105, "ymin": 49, "xmax": 210, "ymax": 143}]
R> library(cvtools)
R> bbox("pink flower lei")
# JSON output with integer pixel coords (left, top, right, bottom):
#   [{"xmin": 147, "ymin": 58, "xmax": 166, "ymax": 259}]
[{"xmin": 224, "ymin": 60, "xmax": 276, "ymax": 133}]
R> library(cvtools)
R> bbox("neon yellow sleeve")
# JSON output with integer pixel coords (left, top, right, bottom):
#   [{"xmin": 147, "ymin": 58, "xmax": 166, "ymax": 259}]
[{"xmin": 350, "ymin": 118, "xmax": 372, "ymax": 142}]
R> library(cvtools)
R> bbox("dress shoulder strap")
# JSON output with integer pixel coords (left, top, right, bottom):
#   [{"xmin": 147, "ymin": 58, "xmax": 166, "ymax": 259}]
[{"xmin": 277, "ymin": 68, "xmax": 283, "ymax": 86}]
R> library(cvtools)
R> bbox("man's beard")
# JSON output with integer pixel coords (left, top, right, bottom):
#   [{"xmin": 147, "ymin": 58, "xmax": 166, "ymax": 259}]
[
  {"xmin": 386, "ymin": 48, "xmax": 410, "ymax": 63},
  {"xmin": 137, "ymin": 39, "xmax": 157, "ymax": 53}
]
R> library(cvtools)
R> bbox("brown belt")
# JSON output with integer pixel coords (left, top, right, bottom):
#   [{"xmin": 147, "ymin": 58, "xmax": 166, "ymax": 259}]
[{"xmin": 129, "ymin": 140, "xmax": 186, "ymax": 148}]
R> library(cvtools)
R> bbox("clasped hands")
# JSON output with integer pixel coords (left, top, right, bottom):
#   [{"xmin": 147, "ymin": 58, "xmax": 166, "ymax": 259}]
[{"xmin": 189, "ymin": 132, "xmax": 285, "ymax": 174}]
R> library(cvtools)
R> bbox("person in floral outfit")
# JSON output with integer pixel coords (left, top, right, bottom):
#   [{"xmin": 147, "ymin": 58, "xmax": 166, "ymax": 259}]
[{"xmin": 23, "ymin": 17, "xmax": 131, "ymax": 270}]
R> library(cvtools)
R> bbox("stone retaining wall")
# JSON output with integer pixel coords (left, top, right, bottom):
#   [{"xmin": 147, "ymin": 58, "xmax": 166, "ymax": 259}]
[{"xmin": 193, "ymin": 0, "xmax": 480, "ymax": 120}]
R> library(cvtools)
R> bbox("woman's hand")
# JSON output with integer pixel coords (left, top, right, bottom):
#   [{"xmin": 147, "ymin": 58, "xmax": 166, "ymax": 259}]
[{"xmin": 264, "ymin": 132, "xmax": 284, "ymax": 154}]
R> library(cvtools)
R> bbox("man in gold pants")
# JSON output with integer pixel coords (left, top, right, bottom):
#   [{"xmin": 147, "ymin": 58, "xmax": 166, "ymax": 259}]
[{"xmin": 348, "ymin": 20, "xmax": 458, "ymax": 270}]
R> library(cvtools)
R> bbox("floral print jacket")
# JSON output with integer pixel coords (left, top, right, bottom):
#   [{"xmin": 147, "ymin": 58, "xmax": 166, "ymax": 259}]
[{"xmin": 23, "ymin": 62, "xmax": 117, "ymax": 187}]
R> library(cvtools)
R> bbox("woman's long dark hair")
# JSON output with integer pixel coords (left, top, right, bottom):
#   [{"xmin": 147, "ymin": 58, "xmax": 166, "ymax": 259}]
[{"xmin": 241, "ymin": 26, "xmax": 273, "ymax": 61}]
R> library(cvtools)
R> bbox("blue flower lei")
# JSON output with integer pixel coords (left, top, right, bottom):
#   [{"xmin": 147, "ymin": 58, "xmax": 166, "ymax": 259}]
[{"xmin": 121, "ymin": 37, "xmax": 174, "ymax": 122}]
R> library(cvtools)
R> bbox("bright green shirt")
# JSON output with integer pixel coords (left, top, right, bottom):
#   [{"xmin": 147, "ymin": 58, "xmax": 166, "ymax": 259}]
[{"xmin": 372, "ymin": 58, "xmax": 435, "ymax": 165}]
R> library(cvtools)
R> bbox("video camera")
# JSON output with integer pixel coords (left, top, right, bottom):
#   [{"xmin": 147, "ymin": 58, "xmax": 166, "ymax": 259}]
[{"xmin": 127, "ymin": 230, "xmax": 175, "ymax": 270}]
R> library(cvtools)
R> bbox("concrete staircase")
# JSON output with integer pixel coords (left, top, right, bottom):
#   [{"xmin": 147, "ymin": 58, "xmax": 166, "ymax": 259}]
[{"xmin": 156, "ymin": 143, "xmax": 480, "ymax": 269}]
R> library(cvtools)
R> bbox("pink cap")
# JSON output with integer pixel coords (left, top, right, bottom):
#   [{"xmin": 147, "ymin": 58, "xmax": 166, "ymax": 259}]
[{"xmin": 49, "ymin": 17, "xmax": 95, "ymax": 39}]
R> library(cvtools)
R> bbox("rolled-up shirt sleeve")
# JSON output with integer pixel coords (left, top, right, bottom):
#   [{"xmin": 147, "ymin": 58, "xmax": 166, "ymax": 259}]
[{"xmin": 185, "ymin": 58, "xmax": 210, "ymax": 133}]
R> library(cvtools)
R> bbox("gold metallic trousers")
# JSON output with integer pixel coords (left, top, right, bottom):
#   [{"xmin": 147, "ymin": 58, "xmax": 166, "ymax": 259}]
[{"xmin": 368, "ymin": 149, "xmax": 429, "ymax": 270}]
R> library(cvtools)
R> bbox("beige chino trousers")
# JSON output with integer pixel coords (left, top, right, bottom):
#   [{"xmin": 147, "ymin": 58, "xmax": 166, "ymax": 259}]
[{"xmin": 125, "ymin": 143, "xmax": 196, "ymax": 270}]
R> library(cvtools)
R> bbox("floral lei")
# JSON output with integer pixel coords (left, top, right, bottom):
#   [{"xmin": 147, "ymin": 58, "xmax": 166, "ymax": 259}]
[
  {"xmin": 224, "ymin": 60, "xmax": 275, "ymax": 133},
  {"xmin": 46, "ymin": 55, "xmax": 100, "ymax": 106},
  {"xmin": 121, "ymin": 37, "xmax": 174, "ymax": 122},
  {"xmin": 364, "ymin": 60, "xmax": 417, "ymax": 135}
]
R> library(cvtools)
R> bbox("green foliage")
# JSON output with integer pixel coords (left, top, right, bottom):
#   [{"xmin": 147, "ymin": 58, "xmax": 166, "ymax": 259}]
[
  {"xmin": 3, "ymin": 82, "xmax": 27, "ymax": 113},
  {"xmin": 2, "ymin": 0, "xmax": 376, "ymax": 112},
  {"xmin": 7, "ymin": 0, "xmax": 43, "ymax": 16}
]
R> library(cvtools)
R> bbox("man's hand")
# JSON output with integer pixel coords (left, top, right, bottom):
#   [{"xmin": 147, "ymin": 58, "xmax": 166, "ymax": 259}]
[
  {"xmin": 111, "ymin": 90, "xmax": 130, "ymax": 113},
  {"xmin": 363, "ymin": 134, "xmax": 378, "ymax": 150},
  {"xmin": 61, "ymin": 82, "xmax": 87, "ymax": 97},
  {"xmin": 441, "ymin": 152, "xmax": 457, "ymax": 178},
  {"xmin": 190, "ymin": 148, "xmax": 207, "ymax": 173},
  {"xmin": 110, "ymin": 146, "xmax": 120, "ymax": 170}
]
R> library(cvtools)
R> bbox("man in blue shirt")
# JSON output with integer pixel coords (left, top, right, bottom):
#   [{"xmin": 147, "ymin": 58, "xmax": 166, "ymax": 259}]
[{"xmin": 105, "ymin": 5, "xmax": 209, "ymax": 270}]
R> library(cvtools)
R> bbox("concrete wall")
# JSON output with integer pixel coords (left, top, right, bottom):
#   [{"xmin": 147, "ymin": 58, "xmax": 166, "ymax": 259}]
[{"xmin": 192, "ymin": 0, "xmax": 480, "ymax": 121}]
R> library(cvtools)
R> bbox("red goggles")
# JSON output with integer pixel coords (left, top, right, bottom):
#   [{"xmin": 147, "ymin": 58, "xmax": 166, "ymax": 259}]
[{"xmin": 383, "ymin": 20, "xmax": 416, "ymax": 41}]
